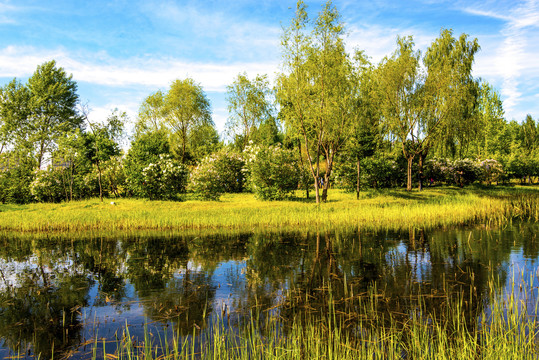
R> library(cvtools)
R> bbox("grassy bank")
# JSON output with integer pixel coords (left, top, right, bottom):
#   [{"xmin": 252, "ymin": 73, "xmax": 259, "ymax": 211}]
[{"xmin": 1, "ymin": 186, "xmax": 538, "ymax": 233}]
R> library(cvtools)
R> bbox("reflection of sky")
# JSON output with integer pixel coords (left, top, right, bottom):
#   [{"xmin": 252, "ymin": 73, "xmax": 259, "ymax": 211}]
[{"xmin": 2, "ymin": 224, "xmax": 539, "ymax": 358}]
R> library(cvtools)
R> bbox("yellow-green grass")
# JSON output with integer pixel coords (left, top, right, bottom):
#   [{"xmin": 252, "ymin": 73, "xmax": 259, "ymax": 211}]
[
  {"xmin": 1, "ymin": 186, "xmax": 538, "ymax": 233},
  {"xmin": 89, "ymin": 276, "xmax": 539, "ymax": 360}
]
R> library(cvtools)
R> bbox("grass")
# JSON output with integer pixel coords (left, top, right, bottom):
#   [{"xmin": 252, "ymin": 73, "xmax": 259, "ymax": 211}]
[
  {"xmin": 1, "ymin": 186, "xmax": 538, "ymax": 233},
  {"xmin": 87, "ymin": 275, "xmax": 539, "ymax": 360}
]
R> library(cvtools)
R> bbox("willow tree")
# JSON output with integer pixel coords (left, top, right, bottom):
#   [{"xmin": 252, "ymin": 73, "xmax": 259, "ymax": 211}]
[
  {"xmin": 378, "ymin": 30, "xmax": 480, "ymax": 191},
  {"xmin": 277, "ymin": 0, "xmax": 356, "ymax": 203}
]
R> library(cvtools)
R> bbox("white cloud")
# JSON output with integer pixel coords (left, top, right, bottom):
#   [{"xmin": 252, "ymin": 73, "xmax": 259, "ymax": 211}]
[
  {"xmin": 346, "ymin": 24, "xmax": 434, "ymax": 64},
  {"xmin": 463, "ymin": 0, "xmax": 539, "ymax": 119},
  {"xmin": 0, "ymin": 45, "xmax": 280, "ymax": 92}
]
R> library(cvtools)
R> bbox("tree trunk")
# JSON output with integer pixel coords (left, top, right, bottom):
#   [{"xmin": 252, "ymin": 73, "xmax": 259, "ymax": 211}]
[
  {"xmin": 407, "ymin": 156, "xmax": 414, "ymax": 191},
  {"xmin": 297, "ymin": 139, "xmax": 309, "ymax": 199},
  {"xmin": 356, "ymin": 157, "xmax": 361, "ymax": 200},
  {"xmin": 418, "ymin": 152, "xmax": 425, "ymax": 191}
]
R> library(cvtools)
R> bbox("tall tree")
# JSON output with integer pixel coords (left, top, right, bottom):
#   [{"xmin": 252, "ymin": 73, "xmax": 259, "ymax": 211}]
[
  {"xmin": 475, "ymin": 81, "xmax": 505, "ymax": 158},
  {"xmin": 26, "ymin": 60, "xmax": 82, "ymax": 169},
  {"xmin": 226, "ymin": 73, "xmax": 275, "ymax": 149},
  {"xmin": 377, "ymin": 36, "xmax": 424, "ymax": 191},
  {"xmin": 0, "ymin": 79, "xmax": 30, "ymax": 154},
  {"xmin": 277, "ymin": 0, "xmax": 355, "ymax": 203},
  {"xmin": 378, "ymin": 30, "xmax": 480, "ymax": 191},
  {"xmin": 420, "ymin": 29, "xmax": 480, "ymax": 189},
  {"xmin": 136, "ymin": 90, "xmax": 166, "ymax": 136},
  {"xmin": 165, "ymin": 78, "xmax": 212, "ymax": 163},
  {"xmin": 348, "ymin": 51, "xmax": 381, "ymax": 199}
]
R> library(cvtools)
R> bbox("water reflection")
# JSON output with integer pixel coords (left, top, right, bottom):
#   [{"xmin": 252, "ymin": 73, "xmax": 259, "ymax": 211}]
[{"xmin": 0, "ymin": 223, "xmax": 536, "ymax": 358}]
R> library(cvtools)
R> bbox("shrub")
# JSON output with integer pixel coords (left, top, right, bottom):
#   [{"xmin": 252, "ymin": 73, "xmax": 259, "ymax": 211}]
[
  {"xmin": 30, "ymin": 167, "xmax": 67, "ymax": 203},
  {"xmin": 141, "ymin": 155, "xmax": 188, "ymax": 200},
  {"xmin": 479, "ymin": 159, "xmax": 504, "ymax": 185},
  {"xmin": 244, "ymin": 143, "xmax": 300, "ymax": 200},
  {"xmin": 188, "ymin": 149, "xmax": 245, "ymax": 201}
]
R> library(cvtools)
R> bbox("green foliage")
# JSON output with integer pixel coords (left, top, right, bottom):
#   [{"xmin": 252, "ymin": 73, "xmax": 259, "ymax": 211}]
[
  {"xmin": 124, "ymin": 130, "xmax": 171, "ymax": 197},
  {"xmin": 30, "ymin": 167, "xmax": 69, "ymax": 203},
  {"xmin": 141, "ymin": 154, "xmax": 188, "ymax": 201},
  {"xmin": 188, "ymin": 149, "xmax": 245, "ymax": 201},
  {"xmin": 226, "ymin": 73, "xmax": 276, "ymax": 150},
  {"xmin": 334, "ymin": 154, "xmax": 405, "ymax": 191},
  {"xmin": 244, "ymin": 143, "xmax": 300, "ymax": 200},
  {"xmin": 0, "ymin": 153, "xmax": 35, "ymax": 204}
]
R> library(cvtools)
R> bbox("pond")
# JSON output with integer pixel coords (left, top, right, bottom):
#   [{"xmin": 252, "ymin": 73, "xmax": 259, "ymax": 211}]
[{"xmin": 0, "ymin": 222, "xmax": 538, "ymax": 359}]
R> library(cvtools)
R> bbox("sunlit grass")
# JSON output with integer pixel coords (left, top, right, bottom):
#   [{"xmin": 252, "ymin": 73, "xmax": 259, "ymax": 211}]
[
  {"xmin": 89, "ymin": 275, "xmax": 539, "ymax": 360},
  {"xmin": 1, "ymin": 186, "xmax": 538, "ymax": 233}
]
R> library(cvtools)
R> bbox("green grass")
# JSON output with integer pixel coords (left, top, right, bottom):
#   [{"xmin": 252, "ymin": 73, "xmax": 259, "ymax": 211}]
[
  {"xmin": 1, "ymin": 186, "xmax": 538, "ymax": 233},
  {"xmin": 89, "ymin": 275, "xmax": 539, "ymax": 360}
]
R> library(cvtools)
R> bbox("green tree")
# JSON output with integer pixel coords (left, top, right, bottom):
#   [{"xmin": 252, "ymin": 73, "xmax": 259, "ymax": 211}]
[
  {"xmin": 226, "ymin": 73, "xmax": 275, "ymax": 149},
  {"xmin": 377, "ymin": 36, "xmax": 423, "ymax": 191},
  {"xmin": 165, "ymin": 78, "xmax": 213, "ymax": 163},
  {"xmin": 277, "ymin": 0, "xmax": 355, "ymax": 203},
  {"xmin": 475, "ymin": 81, "xmax": 506, "ymax": 158},
  {"xmin": 135, "ymin": 90, "xmax": 166, "ymax": 136},
  {"xmin": 26, "ymin": 60, "xmax": 82, "ymax": 169},
  {"xmin": 0, "ymin": 79, "xmax": 30, "ymax": 154}
]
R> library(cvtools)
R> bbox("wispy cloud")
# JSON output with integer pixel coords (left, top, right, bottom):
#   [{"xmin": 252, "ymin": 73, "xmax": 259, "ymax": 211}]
[
  {"xmin": 463, "ymin": 0, "xmax": 539, "ymax": 119},
  {"xmin": 0, "ymin": 45, "xmax": 280, "ymax": 92}
]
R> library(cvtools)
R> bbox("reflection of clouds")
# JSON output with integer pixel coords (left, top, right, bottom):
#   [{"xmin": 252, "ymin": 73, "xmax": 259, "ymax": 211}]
[{"xmin": 0, "ymin": 256, "xmax": 88, "ymax": 290}]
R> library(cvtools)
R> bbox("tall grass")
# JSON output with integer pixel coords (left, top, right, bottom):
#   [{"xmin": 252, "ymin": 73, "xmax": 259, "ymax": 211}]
[
  {"xmin": 89, "ymin": 275, "xmax": 539, "ymax": 360},
  {"xmin": 1, "ymin": 186, "xmax": 538, "ymax": 234}
]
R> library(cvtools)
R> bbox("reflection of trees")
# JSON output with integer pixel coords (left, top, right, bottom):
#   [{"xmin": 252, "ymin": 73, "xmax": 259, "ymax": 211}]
[
  {"xmin": 0, "ymin": 256, "xmax": 92, "ymax": 359},
  {"xmin": 267, "ymin": 226, "xmax": 513, "ymax": 349},
  {"xmin": 0, "ymin": 223, "xmax": 529, "ymax": 357},
  {"xmin": 140, "ymin": 271, "xmax": 216, "ymax": 336}
]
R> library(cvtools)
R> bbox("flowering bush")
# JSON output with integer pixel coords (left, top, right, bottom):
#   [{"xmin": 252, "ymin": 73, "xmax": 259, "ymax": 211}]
[
  {"xmin": 188, "ymin": 149, "xmax": 245, "ymax": 200},
  {"xmin": 244, "ymin": 143, "xmax": 300, "ymax": 200},
  {"xmin": 479, "ymin": 159, "xmax": 504, "ymax": 184},
  {"xmin": 30, "ymin": 167, "xmax": 67, "ymax": 203},
  {"xmin": 141, "ymin": 154, "xmax": 188, "ymax": 200}
]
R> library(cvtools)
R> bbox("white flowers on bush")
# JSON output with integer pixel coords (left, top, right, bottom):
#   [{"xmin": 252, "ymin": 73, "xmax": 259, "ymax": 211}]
[
  {"xmin": 188, "ymin": 149, "xmax": 245, "ymax": 200},
  {"xmin": 141, "ymin": 154, "xmax": 188, "ymax": 200}
]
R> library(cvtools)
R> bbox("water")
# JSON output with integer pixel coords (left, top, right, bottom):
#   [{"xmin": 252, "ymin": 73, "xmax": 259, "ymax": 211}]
[{"xmin": 0, "ymin": 223, "xmax": 538, "ymax": 358}]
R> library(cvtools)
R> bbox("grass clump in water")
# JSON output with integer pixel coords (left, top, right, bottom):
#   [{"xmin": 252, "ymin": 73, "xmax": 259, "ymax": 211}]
[{"xmin": 90, "ymin": 276, "xmax": 539, "ymax": 360}]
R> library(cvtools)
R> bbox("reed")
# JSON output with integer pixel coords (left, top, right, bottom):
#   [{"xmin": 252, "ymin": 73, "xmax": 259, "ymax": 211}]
[
  {"xmin": 1, "ymin": 186, "xmax": 538, "ymax": 234},
  {"xmin": 89, "ymin": 274, "xmax": 539, "ymax": 360}
]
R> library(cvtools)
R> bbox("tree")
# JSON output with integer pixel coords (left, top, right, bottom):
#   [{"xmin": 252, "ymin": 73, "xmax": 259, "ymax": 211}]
[
  {"xmin": 226, "ymin": 73, "xmax": 275, "ymax": 149},
  {"xmin": 135, "ymin": 90, "xmax": 166, "ymax": 136},
  {"xmin": 83, "ymin": 108, "xmax": 126, "ymax": 201},
  {"xmin": 419, "ymin": 29, "xmax": 480, "ymax": 189},
  {"xmin": 26, "ymin": 60, "xmax": 82, "ymax": 169},
  {"xmin": 475, "ymin": 81, "xmax": 506, "ymax": 158},
  {"xmin": 0, "ymin": 79, "xmax": 30, "ymax": 154},
  {"xmin": 348, "ymin": 51, "xmax": 381, "ymax": 199},
  {"xmin": 277, "ymin": 0, "xmax": 355, "ymax": 203},
  {"xmin": 377, "ymin": 36, "xmax": 423, "ymax": 191},
  {"xmin": 165, "ymin": 78, "xmax": 213, "ymax": 163},
  {"xmin": 378, "ymin": 30, "xmax": 479, "ymax": 191}
]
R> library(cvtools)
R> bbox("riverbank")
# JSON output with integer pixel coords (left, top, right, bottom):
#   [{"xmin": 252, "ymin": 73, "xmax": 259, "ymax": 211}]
[{"xmin": 1, "ymin": 186, "xmax": 538, "ymax": 233}]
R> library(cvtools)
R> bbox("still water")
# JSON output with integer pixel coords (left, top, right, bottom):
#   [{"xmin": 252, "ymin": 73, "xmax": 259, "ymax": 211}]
[{"xmin": 0, "ymin": 223, "xmax": 538, "ymax": 358}]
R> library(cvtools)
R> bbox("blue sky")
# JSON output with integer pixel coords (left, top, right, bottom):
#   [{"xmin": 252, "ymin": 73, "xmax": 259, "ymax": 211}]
[{"xmin": 0, "ymin": 0, "xmax": 538, "ymax": 137}]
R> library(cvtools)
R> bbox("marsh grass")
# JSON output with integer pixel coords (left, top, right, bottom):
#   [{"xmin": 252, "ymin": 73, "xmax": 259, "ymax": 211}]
[
  {"xmin": 88, "ymin": 275, "xmax": 539, "ymax": 360},
  {"xmin": 1, "ymin": 186, "xmax": 538, "ymax": 234}
]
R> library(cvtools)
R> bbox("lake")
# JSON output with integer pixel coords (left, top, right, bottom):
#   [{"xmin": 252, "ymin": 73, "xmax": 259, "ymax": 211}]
[{"xmin": 0, "ymin": 222, "xmax": 538, "ymax": 358}]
